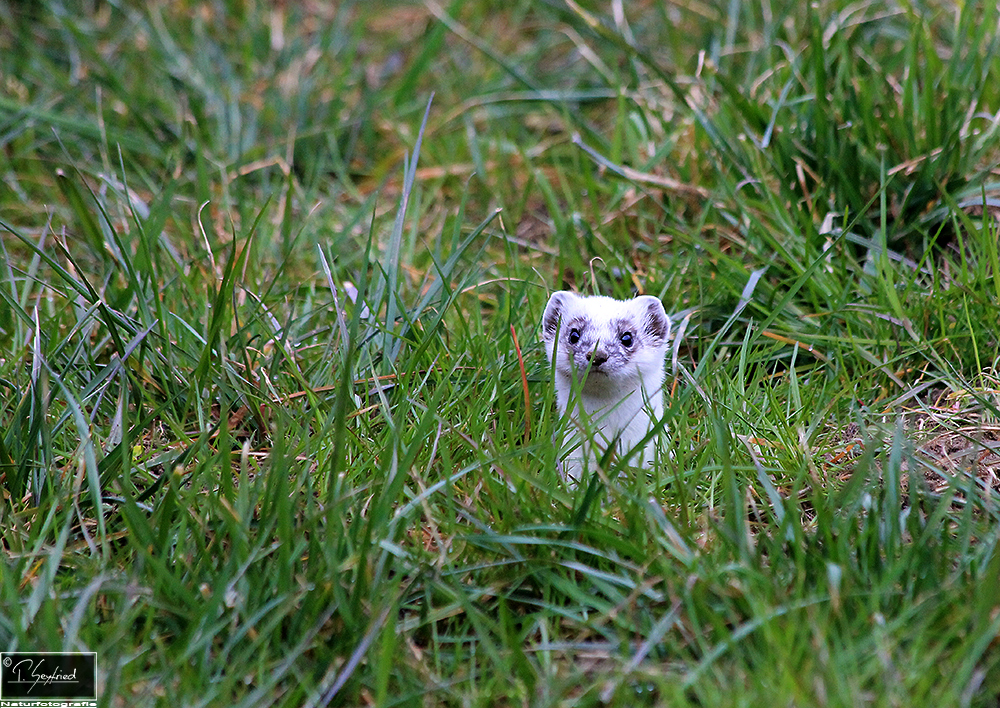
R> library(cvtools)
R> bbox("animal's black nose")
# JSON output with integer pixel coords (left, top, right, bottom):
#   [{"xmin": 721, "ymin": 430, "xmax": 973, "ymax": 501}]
[{"xmin": 588, "ymin": 350, "xmax": 608, "ymax": 368}]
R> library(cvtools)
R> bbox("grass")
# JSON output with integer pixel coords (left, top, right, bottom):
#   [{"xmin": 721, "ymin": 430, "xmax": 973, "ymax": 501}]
[{"xmin": 2, "ymin": 0, "xmax": 1000, "ymax": 705}]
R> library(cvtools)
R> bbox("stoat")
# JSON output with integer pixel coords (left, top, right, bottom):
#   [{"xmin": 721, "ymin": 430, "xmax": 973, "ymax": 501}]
[{"xmin": 541, "ymin": 291, "xmax": 671, "ymax": 483}]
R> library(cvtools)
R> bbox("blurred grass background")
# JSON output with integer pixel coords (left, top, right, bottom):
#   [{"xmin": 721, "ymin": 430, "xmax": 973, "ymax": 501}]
[{"xmin": 2, "ymin": 0, "xmax": 1000, "ymax": 705}]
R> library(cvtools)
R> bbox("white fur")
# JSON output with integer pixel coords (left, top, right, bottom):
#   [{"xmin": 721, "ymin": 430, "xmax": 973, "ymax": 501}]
[{"xmin": 541, "ymin": 292, "xmax": 671, "ymax": 483}]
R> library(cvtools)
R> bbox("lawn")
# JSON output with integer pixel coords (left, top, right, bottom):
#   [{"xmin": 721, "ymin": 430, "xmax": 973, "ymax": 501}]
[{"xmin": 2, "ymin": 0, "xmax": 1000, "ymax": 705}]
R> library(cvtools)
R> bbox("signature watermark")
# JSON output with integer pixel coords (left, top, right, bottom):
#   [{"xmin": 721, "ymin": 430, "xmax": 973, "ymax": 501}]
[{"xmin": 0, "ymin": 653, "xmax": 95, "ymax": 702}]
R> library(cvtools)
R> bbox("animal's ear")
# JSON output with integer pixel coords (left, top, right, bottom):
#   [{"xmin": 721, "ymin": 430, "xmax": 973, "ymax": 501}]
[
  {"xmin": 636, "ymin": 296, "xmax": 670, "ymax": 344},
  {"xmin": 542, "ymin": 291, "xmax": 576, "ymax": 342}
]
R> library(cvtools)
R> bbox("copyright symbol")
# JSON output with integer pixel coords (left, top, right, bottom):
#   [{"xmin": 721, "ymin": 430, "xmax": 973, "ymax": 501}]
[{"xmin": 2, "ymin": 656, "xmax": 10, "ymax": 667}]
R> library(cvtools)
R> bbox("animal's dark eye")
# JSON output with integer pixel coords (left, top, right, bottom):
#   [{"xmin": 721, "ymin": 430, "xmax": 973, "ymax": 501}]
[
  {"xmin": 568, "ymin": 328, "xmax": 581, "ymax": 345},
  {"xmin": 620, "ymin": 331, "xmax": 633, "ymax": 348}
]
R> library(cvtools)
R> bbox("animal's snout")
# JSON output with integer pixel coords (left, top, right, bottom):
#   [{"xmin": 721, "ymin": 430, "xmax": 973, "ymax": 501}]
[{"xmin": 587, "ymin": 349, "xmax": 608, "ymax": 368}]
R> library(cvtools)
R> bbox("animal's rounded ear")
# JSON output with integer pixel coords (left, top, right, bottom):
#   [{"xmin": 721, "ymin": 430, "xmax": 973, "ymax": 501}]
[
  {"xmin": 636, "ymin": 296, "xmax": 671, "ymax": 343},
  {"xmin": 542, "ymin": 291, "xmax": 576, "ymax": 342}
]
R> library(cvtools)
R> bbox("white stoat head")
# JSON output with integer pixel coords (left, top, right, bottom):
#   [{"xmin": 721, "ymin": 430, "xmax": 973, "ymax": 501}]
[{"xmin": 541, "ymin": 291, "xmax": 671, "ymax": 394}]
